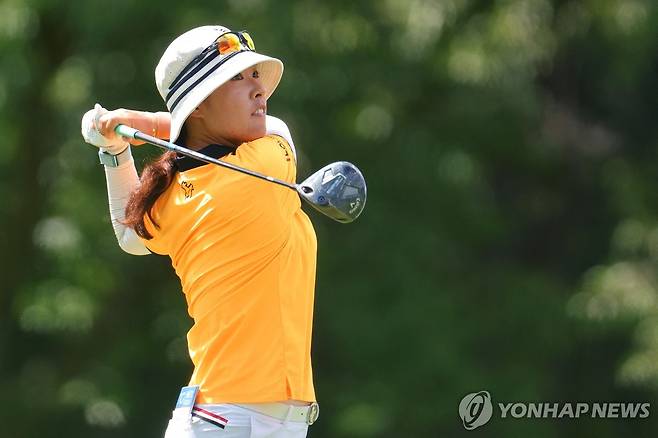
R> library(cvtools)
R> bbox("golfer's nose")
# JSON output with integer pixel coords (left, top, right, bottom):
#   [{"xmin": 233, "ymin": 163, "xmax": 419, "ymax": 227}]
[{"xmin": 250, "ymin": 77, "xmax": 265, "ymax": 100}]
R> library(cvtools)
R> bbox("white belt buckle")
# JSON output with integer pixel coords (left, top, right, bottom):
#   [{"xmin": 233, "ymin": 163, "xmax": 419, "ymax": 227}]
[{"xmin": 306, "ymin": 402, "xmax": 319, "ymax": 425}]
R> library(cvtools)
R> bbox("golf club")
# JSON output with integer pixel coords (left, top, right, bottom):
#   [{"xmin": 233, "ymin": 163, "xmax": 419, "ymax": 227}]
[{"xmin": 115, "ymin": 124, "xmax": 367, "ymax": 223}]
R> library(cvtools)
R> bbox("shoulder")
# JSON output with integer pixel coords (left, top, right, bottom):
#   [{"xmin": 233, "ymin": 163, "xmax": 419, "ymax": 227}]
[
  {"xmin": 241, "ymin": 135, "xmax": 294, "ymax": 164},
  {"xmin": 237, "ymin": 135, "xmax": 296, "ymax": 182},
  {"xmin": 247, "ymin": 134, "xmax": 289, "ymax": 148},
  {"xmin": 266, "ymin": 115, "xmax": 297, "ymax": 163}
]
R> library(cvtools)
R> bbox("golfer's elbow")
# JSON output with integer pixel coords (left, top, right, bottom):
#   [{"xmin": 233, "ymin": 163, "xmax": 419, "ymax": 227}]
[
  {"xmin": 119, "ymin": 240, "xmax": 151, "ymax": 256},
  {"xmin": 116, "ymin": 227, "xmax": 151, "ymax": 256}
]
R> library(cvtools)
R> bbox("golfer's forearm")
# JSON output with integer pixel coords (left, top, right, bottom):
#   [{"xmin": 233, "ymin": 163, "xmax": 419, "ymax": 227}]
[
  {"xmin": 131, "ymin": 111, "xmax": 171, "ymax": 140},
  {"xmin": 152, "ymin": 111, "xmax": 171, "ymax": 139},
  {"xmin": 103, "ymin": 149, "xmax": 151, "ymax": 255}
]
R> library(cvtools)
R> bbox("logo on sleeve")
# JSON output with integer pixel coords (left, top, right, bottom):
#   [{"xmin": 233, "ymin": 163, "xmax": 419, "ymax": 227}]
[
  {"xmin": 181, "ymin": 180, "xmax": 195, "ymax": 199},
  {"xmin": 274, "ymin": 138, "xmax": 291, "ymax": 162}
]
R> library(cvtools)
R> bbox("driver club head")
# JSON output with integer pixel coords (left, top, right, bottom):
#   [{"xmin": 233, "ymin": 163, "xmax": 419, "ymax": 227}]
[{"xmin": 297, "ymin": 161, "xmax": 367, "ymax": 223}]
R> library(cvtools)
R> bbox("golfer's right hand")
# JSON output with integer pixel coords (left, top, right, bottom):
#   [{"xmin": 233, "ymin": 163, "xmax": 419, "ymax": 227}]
[
  {"xmin": 95, "ymin": 107, "xmax": 156, "ymax": 146},
  {"xmin": 97, "ymin": 108, "xmax": 171, "ymax": 146}
]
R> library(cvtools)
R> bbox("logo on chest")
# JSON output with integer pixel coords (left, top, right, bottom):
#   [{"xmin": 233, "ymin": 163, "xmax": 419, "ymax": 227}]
[{"xmin": 181, "ymin": 180, "xmax": 195, "ymax": 199}]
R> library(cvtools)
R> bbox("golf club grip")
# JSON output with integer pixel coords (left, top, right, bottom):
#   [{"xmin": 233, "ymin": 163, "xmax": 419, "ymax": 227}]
[{"xmin": 115, "ymin": 124, "xmax": 138, "ymax": 139}]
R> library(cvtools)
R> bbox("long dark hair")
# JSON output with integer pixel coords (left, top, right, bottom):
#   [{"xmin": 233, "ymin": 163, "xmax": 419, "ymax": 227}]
[{"xmin": 122, "ymin": 126, "xmax": 186, "ymax": 239}]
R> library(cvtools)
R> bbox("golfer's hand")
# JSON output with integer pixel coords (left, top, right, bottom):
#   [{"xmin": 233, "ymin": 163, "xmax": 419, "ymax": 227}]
[
  {"xmin": 98, "ymin": 108, "xmax": 171, "ymax": 145},
  {"xmin": 81, "ymin": 103, "xmax": 130, "ymax": 154},
  {"xmin": 97, "ymin": 107, "xmax": 149, "ymax": 146}
]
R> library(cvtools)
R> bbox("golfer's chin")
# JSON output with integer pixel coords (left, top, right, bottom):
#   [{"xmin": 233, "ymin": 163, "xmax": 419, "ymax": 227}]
[{"xmin": 246, "ymin": 121, "xmax": 267, "ymax": 141}]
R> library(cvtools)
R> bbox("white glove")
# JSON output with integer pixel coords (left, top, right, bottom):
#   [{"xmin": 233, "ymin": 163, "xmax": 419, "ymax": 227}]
[{"xmin": 81, "ymin": 103, "xmax": 129, "ymax": 155}]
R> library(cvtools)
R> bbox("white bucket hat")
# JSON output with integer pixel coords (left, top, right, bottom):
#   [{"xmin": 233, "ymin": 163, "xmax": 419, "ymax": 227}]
[{"xmin": 155, "ymin": 25, "xmax": 284, "ymax": 142}]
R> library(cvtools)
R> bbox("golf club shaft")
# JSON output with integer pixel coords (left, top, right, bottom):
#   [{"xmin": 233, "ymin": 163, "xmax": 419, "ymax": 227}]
[{"xmin": 115, "ymin": 124, "xmax": 297, "ymax": 191}]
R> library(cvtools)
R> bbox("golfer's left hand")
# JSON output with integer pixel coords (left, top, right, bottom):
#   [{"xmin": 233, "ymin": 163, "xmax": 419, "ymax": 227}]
[{"xmin": 81, "ymin": 103, "xmax": 130, "ymax": 154}]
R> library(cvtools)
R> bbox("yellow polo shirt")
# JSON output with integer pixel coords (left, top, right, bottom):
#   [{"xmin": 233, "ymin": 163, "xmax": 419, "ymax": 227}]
[{"xmin": 139, "ymin": 135, "xmax": 317, "ymax": 404}]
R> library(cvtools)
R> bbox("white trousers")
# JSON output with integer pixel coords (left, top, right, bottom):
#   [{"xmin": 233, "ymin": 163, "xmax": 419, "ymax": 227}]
[{"xmin": 163, "ymin": 403, "xmax": 310, "ymax": 438}]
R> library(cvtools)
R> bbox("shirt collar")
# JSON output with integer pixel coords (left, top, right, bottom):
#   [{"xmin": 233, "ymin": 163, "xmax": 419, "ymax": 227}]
[{"xmin": 174, "ymin": 143, "xmax": 236, "ymax": 172}]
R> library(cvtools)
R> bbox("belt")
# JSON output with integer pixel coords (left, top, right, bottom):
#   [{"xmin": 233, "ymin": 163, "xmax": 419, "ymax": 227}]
[{"xmin": 233, "ymin": 402, "xmax": 320, "ymax": 425}]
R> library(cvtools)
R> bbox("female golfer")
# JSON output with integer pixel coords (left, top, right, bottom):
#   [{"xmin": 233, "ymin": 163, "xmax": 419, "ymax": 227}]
[{"xmin": 81, "ymin": 25, "xmax": 319, "ymax": 437}]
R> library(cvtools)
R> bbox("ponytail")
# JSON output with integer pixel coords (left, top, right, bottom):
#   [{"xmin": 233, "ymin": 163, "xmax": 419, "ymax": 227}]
[
  {"xmin": 123, "ymin": 151, "xmax": 177, "ymax": 239},
  {"xmin": 123, "ymin": 124, "xmax": 187, "ymax": 240}
]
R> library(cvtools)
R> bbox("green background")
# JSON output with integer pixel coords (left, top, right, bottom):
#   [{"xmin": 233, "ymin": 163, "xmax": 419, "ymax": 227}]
[{"xmin": 2, "ymin": 0, "xmax": 658, "ymax": 436}]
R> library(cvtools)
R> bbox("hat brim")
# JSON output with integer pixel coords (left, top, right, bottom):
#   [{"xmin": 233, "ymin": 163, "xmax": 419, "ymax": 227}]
[{"xmin": 169, "ymin": 51, "xmax": 283, "ymax": 142}]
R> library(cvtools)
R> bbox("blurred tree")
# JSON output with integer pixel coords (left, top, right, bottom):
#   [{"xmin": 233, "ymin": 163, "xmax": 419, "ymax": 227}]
[{"xmin": 2, "ymin": 0, "xmax": 658, "ymax": 436}]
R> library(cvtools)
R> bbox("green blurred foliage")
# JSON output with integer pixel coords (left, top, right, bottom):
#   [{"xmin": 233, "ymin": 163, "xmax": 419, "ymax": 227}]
[{"xmin": 2, "ymin": 0, "xmax": 658, "ymax": 436}]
